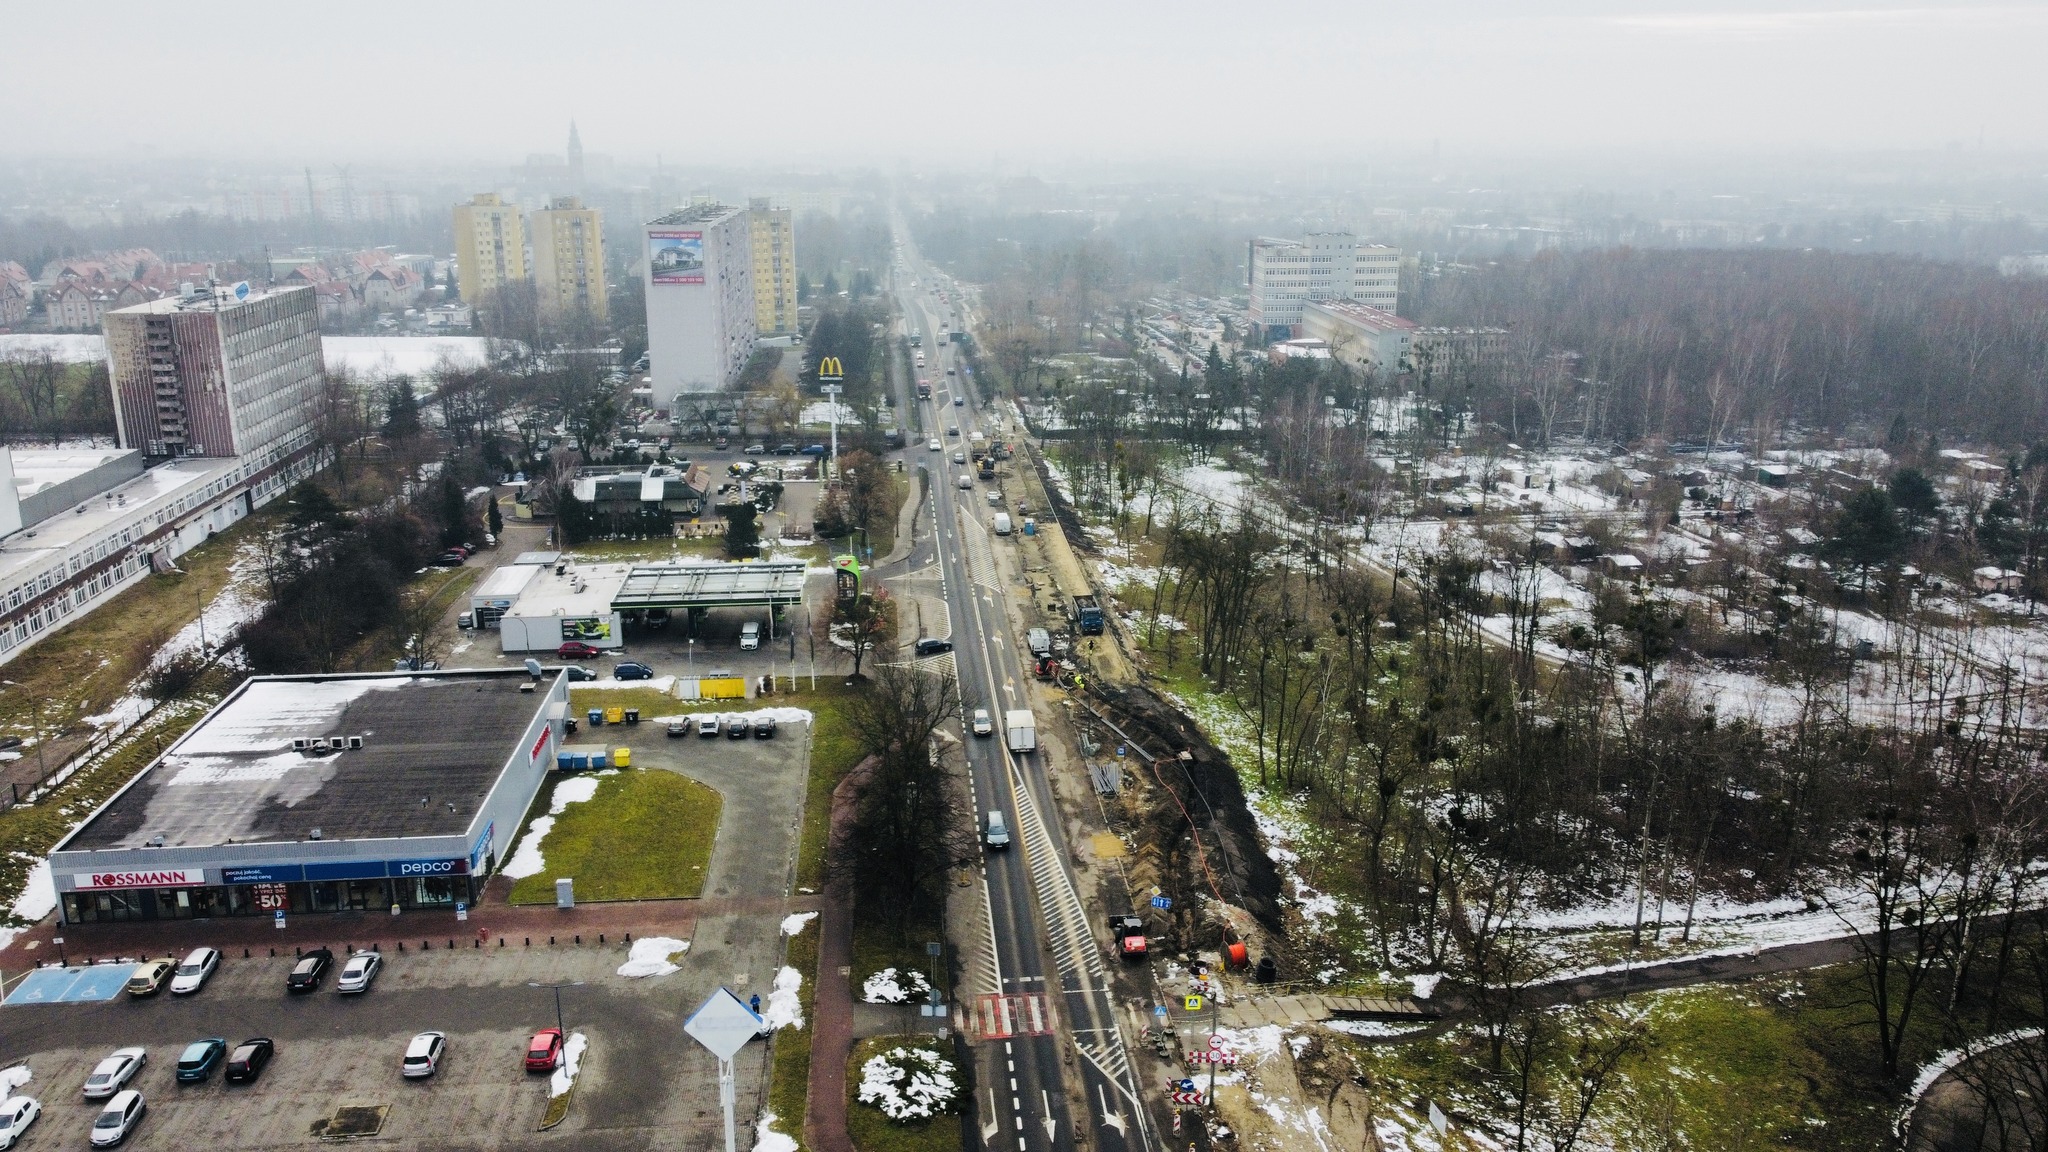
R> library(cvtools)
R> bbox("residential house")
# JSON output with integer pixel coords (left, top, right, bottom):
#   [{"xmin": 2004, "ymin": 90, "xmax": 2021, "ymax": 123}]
[
  {"xmin": 363, "ymin": 266, "xmax": 424, "ymax": 312},
  {"xmin": 43, "ymin": 282, "xmax": 119, "ymax": 330}
]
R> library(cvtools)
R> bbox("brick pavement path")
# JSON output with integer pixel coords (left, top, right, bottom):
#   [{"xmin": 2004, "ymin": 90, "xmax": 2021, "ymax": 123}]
[
  {"xmin": 1, "ymin": 887, "xmax": 819, "ymax": 969},
  {"xmin": 804, "ymin": 757, "xmax": 875, "ymax": 1152}
]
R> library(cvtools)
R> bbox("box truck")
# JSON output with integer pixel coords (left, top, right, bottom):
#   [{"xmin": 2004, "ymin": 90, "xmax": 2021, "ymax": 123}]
[{"xmin": 1005, "ymin": 709, "xmax": 1037, "ymax": 753}]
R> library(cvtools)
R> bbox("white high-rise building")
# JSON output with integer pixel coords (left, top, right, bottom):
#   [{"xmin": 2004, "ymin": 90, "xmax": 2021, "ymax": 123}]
[
  {"xmin": 1248, "ymin": 233, "xmax": 1402, "ymax": 336},
  {"xmin": 642, "ymin": 203, "xmax": 757, "ymax": 394}
]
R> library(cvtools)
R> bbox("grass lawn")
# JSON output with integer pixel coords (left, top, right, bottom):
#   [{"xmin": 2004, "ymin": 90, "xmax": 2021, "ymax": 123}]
[
  {"xmin": 0, "ymin": 508, "xmax": 270, "ymax": 742},
  {"xmin": 568, "ymin": 686, "xmax": 681, "ymax": 719},
  {"xmin": 506, "ymin": 769, "xmax": 721, "ymax": 903},
  {"xmin": 845, "ymin": 1037, "xmax": 963, "ymax": 1152}
]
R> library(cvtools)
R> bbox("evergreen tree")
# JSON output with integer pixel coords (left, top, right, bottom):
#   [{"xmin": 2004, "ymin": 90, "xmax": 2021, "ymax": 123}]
[
  {"xmin": 1887, "ymin": 467, "xmax": 1939, "ymax": 525},
  {"xmin": 383, "ymin": 377, "xmax": 422, "ymax": 442},
  {"xmin": 722, "ymin": 501, "xmax": 761, "ymax": 559},
  {"xmin": 1826, "ymin": 487, "xmax": 1903, "ymax": 589}
]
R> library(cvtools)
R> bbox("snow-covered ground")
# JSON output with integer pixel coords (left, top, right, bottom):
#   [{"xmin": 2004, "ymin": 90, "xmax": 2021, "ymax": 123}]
[
  {"xmin": 857, "ymin": 1045, "xmax": 959, "ymax": 1120},
  {"xmin": 780, "ymin": 911, "xmax": 817, "ymax": 936},
  {"xmin": 548, "ymin": 1031, "xmax": 587, "ymax": 1098},
  {"xmin": 616, "ymin": 936, "xmax": 689, "ymax": 979},
  {"xmin": 0, "ymin": 333, "xmax": 493, "ymax": 378},
  {"xmin": 502, "ymin": 772, "xmax": 611, "ymax": 880},
  {"xmin": 761, "ymin": 966, "xmax": 804, "ymax": 1030}
]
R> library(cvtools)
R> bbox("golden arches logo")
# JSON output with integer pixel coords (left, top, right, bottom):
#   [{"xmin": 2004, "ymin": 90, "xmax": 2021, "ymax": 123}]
[{"xmin": 817, "ymin": 356, "xmax": 844, "ymax": 380}]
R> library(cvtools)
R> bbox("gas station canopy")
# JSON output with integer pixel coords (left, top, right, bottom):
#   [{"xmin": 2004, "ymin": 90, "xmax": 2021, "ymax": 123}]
[{"xmin": 611, "ymin": 561, "xmax": 808, "ymax": 612}]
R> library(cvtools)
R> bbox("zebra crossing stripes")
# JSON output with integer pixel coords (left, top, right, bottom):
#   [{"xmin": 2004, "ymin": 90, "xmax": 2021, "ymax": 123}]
[{"xmin": 975, "ymin": 993, "xmax": 1052, "ymax": 1039}]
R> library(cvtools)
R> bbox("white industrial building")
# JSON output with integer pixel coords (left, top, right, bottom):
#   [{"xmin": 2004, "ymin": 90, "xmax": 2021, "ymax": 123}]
[
  {"xmin": 1298, "ymin": 299, "xmax": 1418, "ymax": 377},
  {"xmin": 1248, "ymin": 233, "xmax": 1402, "ymax": 337},
  {"xmin": 643, "ymin": 203, "xmax": 758, "ymax": 395}
]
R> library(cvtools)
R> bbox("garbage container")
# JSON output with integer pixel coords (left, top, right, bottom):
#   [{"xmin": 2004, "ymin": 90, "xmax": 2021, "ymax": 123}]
[
  {"xmin": 613, "ymin": 747, "xmax": 632, "ymax": 768},
  {"xmin": 587, "ymin": 708, "xmax": 604, "ymax": 727},
  {"xmin": 623, "ymin": 708, "xmax": 640, "ymax": 725},
  {"xmin": 605, "ymin": 705, "xmax": 624, "ymax": 725}
]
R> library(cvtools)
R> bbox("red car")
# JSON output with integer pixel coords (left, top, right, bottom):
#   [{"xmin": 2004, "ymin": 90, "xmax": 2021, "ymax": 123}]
[
  {"xmin": 557, "ymin": 641, "xmax": 601, "ymax": 660},
  {"xmin": 525, "ymin": 1028, "xmax": 564, "ymax": 1072}
]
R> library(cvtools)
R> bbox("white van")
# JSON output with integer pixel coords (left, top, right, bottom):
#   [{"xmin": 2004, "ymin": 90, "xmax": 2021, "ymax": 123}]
[
  {"xmin": 740, "ymin": 621, "xmax": 762, "ymax": 650},
  {"xmin": 993, "ymin": 513, "xmax": 1013, "ymax": 536}
]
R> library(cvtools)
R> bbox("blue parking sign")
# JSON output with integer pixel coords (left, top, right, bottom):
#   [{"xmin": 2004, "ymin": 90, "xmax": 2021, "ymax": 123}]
[{"xmin": 274, "ymin": 910, "xmax": 285, "ymax": 929}]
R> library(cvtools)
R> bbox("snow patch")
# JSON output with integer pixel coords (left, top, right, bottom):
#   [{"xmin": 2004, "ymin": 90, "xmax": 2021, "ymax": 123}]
[
  {"xmin": 858, "ymin": 1045, "xmax": 959, "ymax": 1120},
  {"xmin": 862, "ymin": 967, "xmax": 933, "ymax": 1004},
  {"xmin": 754, "ymin": 1111, "xmax": 800, "ymax": 1152},
  {"xmin": 780, "ymin": 911, "xmax": 818, "ymax": 936},
  {"xmin": 548, "ymin": 1031, "xmax": 587, "ymax": 1098},
  {"xmin": 617, "ymin": 937, "xmax": 689, "ymax": 979},
  {"xmin": 761, "ymin": 965, "xmax": 804, "ymax": 1030},
  {"xmin": 1408, "ymin": 973, "xmax": 1441, "ymax": 1001}
]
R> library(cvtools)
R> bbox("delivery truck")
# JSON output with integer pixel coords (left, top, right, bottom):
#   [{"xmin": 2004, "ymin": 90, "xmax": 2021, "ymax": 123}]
[{"xmin": 1005, "ymin": 708, "xmax": 1037, "ymax": 753}]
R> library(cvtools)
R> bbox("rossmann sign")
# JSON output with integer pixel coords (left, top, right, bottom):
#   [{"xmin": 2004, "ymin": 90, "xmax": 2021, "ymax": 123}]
[{"xmin": 75, "ymin": 869, "xmax": 205, "ymax": 890}]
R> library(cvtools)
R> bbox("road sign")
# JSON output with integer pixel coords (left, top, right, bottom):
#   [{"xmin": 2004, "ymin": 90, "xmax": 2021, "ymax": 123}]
[
  {"xmin": 1208, "ymin": 1034, "xmax": 1224, "ymax": 1050},
  {"xmin": 1184, "ymin": 994, "xmax": 1204, "ymax": 1011},
  {"xmin": 1176, "ymin": 1078, "xmax": 1195, "ymax": 1092},
  {"xmin": 1429, "ymin": 1102, "xmax": 1450, "ymax": 1135},
  {"xmin": 1154, "ymin": 1005, "xmax": 1168, "ymax": 1019},
  {"xmin": 273, "ymin": 910, "xmax": 285, "ymax": 929},
  {"xmin": 455, "ymin": 902, "xmax": 468, "ymax": 922},
  {"xmin": 233, "ymin": 281, "xmax": 250, "ymax": 301},
  {"xmin": 686, "ymin": 987, "xmax": 765, "ymax": 1061},
  {"xmin": 1169, "ymin": 1090, "xmax": 1205, "ymax": 1105},
  {"xmin": 1151, "ymin": 895, "xmax": 1173, "ymax": 910},
  {"xmin": 1117, "ymin": 744, "xmax": 1126, "ymax": 757}
]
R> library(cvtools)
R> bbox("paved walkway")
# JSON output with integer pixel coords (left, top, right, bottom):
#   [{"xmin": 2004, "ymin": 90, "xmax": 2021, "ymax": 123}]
[
  {"xmin": 804, "ymin": 758, "xmax": 874, "ymax": 1152},
  {"xmin": 1217, "ymin": 992, "xmax": 1438, "ymax": 1028}
]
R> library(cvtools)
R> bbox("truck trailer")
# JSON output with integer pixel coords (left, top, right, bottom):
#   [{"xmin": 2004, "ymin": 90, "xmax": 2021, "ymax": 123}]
[{"xmin": 1004, "ymin": 709, "xmax": 1037, "ymax": 753}]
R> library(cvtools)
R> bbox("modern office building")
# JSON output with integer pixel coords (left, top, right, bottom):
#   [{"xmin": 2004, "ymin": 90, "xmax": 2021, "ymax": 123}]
[
  {"xmin": 748, "ymin": 198, "xmax": 797, "ymax": 337},
  {"xmin": 50, "ymin": 669, "xmax": 569, "ymax": 923},
  {"xmin": 530, "ymin": 196, "xmax": 607, "ymax": 323},
  {"xmin": 452, "ymin": 193, "xmax": 528, "ymax": 303},
  {"xmin": 102, "ymin": 283, "xmax": 324, "ymax": 462},
  {"xmin": 1248, "ymin": 233, "xmax": 1403, "ymax": 337},
  {"xmin": 643, "ymin": 203, "xmax": 758, "ymax": 394}
]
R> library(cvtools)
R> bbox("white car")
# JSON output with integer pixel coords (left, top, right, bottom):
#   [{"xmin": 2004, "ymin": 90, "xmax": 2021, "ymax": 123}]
[
  {"xmin": 169, "ymin": 947, "xmax": 219, "ymax": 995},
  {"xmin": 82, "ymin": 1048, "xmax": 145, "ymax": 1099},
  {"xmin": 952, "ymin": 451, "xmax": 967, "ymax": 465},
  {"xmin": 402, "ymin": 1032, "xmax": 446, "ymax": 1079},
  {"xmin": 0, "ymin": 1096, "xmax": 40, "ymax": 1149},
  {"xmin": 971, "ymin": 708, "xmax": 993, "ymax": 737},
  {"xmin": 928, "ymin": 439, "xmax": 941, "ymax": 452},
  {"xmin": 337, "ymin": 951, "xmax": 382, "ymax": 994},
  {"xmin": 89, "ymin": 1091, "xmax": 144, "ymax": 1147}
]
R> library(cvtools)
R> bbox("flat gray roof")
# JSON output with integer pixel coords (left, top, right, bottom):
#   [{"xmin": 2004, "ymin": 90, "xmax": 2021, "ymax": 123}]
[
  {"xmin": 61, "ymin": 670, "xmax": 554, "ymax": 852},
  {"xmin": 612, "ymin": 561, "xmax": 807, "ymax": 610}
]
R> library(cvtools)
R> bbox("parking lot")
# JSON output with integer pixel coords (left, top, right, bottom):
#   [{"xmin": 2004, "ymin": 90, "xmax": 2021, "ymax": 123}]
[{"xmin": 0, "ymin": 707, "xmax": 817, "ymax": 1151}]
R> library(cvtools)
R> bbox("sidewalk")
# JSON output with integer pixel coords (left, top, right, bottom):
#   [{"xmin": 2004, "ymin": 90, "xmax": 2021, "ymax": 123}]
[
  {"xmin": 1, "ymin": 890, "xmax": 819, "ymax": 968},
  {"xmin": 804, "ymin": 757, "xmax": 874, "ymax": 1152}
]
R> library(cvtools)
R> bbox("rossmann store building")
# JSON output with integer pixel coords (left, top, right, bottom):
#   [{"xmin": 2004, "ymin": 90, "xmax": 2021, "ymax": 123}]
[{"xmin": 50, "ymin": 669, "xmax": 567, "ymax": 924}]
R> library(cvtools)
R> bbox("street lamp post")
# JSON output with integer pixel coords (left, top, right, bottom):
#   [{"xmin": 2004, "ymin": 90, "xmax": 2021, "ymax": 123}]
[{"xmin": 527, "ymin": 979, "xmax": 585, "ymax": 1034}]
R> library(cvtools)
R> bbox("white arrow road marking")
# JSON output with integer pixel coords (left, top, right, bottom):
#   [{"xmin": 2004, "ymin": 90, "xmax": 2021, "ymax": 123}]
[
  {"xmin": 1041, "ymin": 1091, "xmax": 1058, "ymax": 1141},
  {"xmin": 983, "ymin": 1089, "xmax": 1001, "ymax": 1144},
  {"xmin": 1099, "ymin": 1084, "xmax": 1127, "ymax": 1135}
]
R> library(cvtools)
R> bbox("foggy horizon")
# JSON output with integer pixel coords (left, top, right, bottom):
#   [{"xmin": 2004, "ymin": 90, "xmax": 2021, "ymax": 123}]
[{"xmin": 8, "ymin": 0, "xmax": 2048, "ymax": 166}]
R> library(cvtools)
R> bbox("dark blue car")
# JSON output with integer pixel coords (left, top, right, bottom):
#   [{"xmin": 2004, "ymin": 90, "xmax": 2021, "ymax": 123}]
[
  {"xmin": 614, "ymin": 661, "xmax": 655, "ymax": 681},
  {"xmin": 800, "ymin": 444, "xmax": 826, "ymax": 455}
]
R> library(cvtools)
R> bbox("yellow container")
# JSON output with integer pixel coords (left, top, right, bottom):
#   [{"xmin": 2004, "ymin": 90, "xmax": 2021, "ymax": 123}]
[
  {"xmin": 605, "ymin": 705, "xmax": 624, "ymax": 724},
  {"xmin": 612, "ymin": 747, "xmax": 632, "ymax": 768},
  {"xmin": 699, "ymin": 677, "xmax": 747, "ymax": 700}
]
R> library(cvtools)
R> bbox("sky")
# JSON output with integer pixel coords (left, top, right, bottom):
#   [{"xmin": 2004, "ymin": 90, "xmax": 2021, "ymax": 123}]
[{"xmin": 6, "ymin": 0, "xmax": 2047, "ymax": 166}]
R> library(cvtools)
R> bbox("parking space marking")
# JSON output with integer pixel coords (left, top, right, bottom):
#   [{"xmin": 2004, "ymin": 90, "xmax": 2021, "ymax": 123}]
[{"xmin": 5, "ymin": 964, "xmax": 131, "ymax": 1005}]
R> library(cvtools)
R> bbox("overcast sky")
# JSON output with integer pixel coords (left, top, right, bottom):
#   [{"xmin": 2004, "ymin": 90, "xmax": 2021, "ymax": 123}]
[{"xmin": 6, "ymin": 1, "xmax": 2046, "ymax": 167}]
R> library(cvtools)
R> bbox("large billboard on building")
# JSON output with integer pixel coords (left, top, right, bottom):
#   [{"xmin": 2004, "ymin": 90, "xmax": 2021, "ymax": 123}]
[{"xmin": 648, "ymin": 231, "xmax": 704, "ymax": 284}]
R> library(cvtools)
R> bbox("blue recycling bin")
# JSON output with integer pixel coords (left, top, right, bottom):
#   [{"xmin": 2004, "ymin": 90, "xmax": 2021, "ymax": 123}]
[
  {"xmin": 587, "ymin": 708, "xmax": 604, "ymax": 727},
  {"xmin": 590, "ymin": 751, "xmax": 608, "ymax": 769}
]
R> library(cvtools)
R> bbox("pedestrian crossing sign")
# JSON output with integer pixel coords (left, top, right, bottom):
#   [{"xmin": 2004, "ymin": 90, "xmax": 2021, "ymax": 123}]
[{"xmin": 1184, "ymin": 994, "xmax": 1204, "ymax": 1011}]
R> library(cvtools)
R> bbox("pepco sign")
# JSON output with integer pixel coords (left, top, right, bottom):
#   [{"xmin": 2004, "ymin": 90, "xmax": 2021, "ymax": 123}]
[{"xmin": 75, "ymin": 869, "xmax": 205, "ymax": 890}]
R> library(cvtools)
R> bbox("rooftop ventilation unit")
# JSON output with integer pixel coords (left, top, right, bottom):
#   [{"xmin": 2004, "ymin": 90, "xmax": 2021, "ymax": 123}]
[
  {"xmin": 292, "ymin": 738, "xmax": 310, "ymax": 751},
  {"xmin": 347, "ymin": 736, "xmax": 363, "ymax": 749},
  {"xmin": 308, "ymin": 828, "xmax": 322, "ymax": 840},
  {"xmin": 308, "ymin": 738, "xmax": 327, "ymax": 752}
]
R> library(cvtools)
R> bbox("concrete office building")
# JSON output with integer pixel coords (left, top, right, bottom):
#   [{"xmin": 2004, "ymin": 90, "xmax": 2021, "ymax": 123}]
[
  {"xmin": 0, "ymin": 286, "xmax": 326, "ymax": 667},
  {"xmin": 748, "ymin": 198, "xmax": 797, "ymax": 337},
  {"xmin": 643, "ymin": 203, "xmax": 757, "ymax": 394},
  {"xmin": 530, "ymin": 195, "xmax": 606, "ymax": 322},
  {"xmin": 51, "ymin": 669, "xmax": 569, "ymax": 924},
  {"xmin": 103, "ymin": 283, "xmax": 324, "ymax": 461},
  {"xmin": 453, "ymin": 193, "xmax": 528, "ymax": 303},
  {"xmin": 1248, "ymin": 233, "xmax": 1402, "ymax": 337}
]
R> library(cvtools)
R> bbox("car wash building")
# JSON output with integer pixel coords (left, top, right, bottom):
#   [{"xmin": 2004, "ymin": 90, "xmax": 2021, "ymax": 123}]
[{"xmin": 49, "ymin": 668, "xmax": 570, "ymax": 925}]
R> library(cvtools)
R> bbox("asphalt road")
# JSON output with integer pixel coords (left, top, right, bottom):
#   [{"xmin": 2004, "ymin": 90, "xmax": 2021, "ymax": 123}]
[{"xmin": 886, "ymin": 237, "xmax": 1150, "ymax": 1152}]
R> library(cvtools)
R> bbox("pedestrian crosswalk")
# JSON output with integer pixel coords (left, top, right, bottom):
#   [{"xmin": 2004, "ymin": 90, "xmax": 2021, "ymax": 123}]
[{"xmin": 974, "ymin": 992, "xmax": 1052, "ymax": 1039}]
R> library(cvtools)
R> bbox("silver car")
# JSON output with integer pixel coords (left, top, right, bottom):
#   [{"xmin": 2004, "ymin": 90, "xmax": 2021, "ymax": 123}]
[
  {"xmin": 81, "ymin": 1049, "xmax": 145, "ymax": 1100},
  {"xmin": 401, "ymin": 1032, "xmax": 445, "ymax": 1079},
  {"xmin": 169, "ymin": 947, "xmax": 219, "ymax": 995},
  {"xmin": 336, "ymin": 951, "xmax": 382, "ymax": 994}
]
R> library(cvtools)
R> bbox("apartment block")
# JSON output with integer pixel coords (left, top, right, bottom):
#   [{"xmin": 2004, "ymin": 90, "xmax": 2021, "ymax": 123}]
[
  {"xmin": 643, "ymin": 203, "xmax": 758, "ymax": 393},
  {"xmin": 530, "ymin": 196, "xmax": 607, "ymax": 322},
  {"xmin": 747, "ymin": 198, "xmax": 797, "ymax": 337},
  {"xmin": 452, "ymin": 193, "xmax": 527, "ymax": 303}
]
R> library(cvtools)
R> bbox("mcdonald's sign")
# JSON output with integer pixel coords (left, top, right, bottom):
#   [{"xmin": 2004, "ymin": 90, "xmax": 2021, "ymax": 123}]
[{"xmin": 817, "ymin": 356, "xmax": 845, "ymax": 381}]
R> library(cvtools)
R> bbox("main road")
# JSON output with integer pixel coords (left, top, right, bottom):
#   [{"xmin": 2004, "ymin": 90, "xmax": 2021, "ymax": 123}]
[{"xmin": 883, "ymin": 228, "xmax": 1153, "ymax": 1152}]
